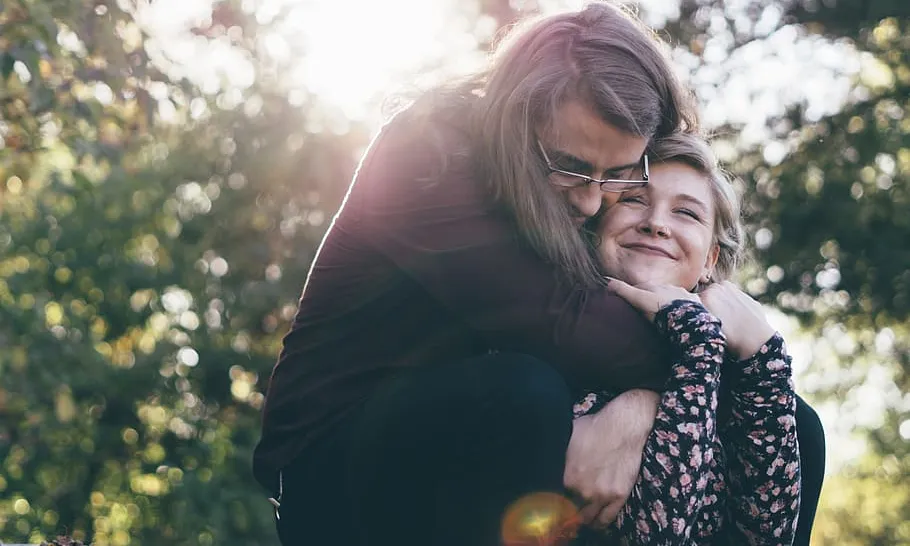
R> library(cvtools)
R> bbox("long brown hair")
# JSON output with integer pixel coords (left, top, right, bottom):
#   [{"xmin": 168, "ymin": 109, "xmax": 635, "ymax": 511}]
[{"xmin": 400, "ymin": 2, "xmax": 698, "ymax": 287}]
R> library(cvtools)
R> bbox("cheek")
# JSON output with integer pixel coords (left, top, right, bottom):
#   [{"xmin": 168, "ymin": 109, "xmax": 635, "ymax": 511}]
[
  {"xmin": 599, "ymin": 219, "xmax": 618, "ymax": 241},
  {"xmin": 601, "ymin": 193, "xmax": 622, "ymax": 209},
  {"xmin": 599, "ymin": 208, "xmax": 636, "ymax": 238},
  {"xmin": 682, "ymin": 231, "xmax": 715, "ymax": 264},
  {"xmin": 597, "ymin": 223, "xmax": 625, "ymax": 269},
  {"xmin": 550, "ymin": 186, "xmax": 570, "ymax": 200}
]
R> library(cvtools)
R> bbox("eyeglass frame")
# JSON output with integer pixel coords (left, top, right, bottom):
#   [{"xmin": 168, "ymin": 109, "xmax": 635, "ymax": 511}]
[{"xmin": 536, "ymin": 139, "xmax": 649, "ymax": 192}]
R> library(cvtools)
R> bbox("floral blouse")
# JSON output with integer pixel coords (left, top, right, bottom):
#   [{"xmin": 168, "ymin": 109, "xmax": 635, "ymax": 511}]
[{"xmin": 573, "ymin": 300, "xmax": 801, "ymax": 545}]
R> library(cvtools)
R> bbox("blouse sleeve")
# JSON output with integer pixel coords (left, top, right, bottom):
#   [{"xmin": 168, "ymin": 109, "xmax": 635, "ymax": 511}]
[
  {"xmin": 717, "ymin": 333, "xmax": 801, "ymax": 545},
  {"xmin": 604, "ymin": 300, "xmax": 727, "ymax": 544}
]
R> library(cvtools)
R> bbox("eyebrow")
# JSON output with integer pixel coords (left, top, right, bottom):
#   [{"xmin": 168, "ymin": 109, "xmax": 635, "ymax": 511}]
[
  {"xmin": 676, "ymin": 193, "xmax": 711, "ymax": 211},
  {"xmin": 551, "ymin": 149, "xmax": 641, "ymax": 174}
]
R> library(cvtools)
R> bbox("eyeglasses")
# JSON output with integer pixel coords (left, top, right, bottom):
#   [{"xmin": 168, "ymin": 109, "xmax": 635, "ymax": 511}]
[{"xmin": 536, "ymin": 139, "xmax": 649, "ymax": 192}]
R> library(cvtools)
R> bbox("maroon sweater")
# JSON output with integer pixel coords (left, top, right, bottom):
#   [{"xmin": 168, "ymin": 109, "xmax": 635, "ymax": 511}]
[{"xmin": 253, "ymin": 114, "xmax": 670, "ymax": 490}]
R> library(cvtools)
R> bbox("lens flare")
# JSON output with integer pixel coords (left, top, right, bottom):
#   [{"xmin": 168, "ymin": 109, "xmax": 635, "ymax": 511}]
[{"xmin": 501, "ymin": 492, "xmax": 581, "ymax": 546}]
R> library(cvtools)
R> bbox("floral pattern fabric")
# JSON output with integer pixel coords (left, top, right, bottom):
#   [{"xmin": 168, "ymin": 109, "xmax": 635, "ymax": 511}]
[{"xmin": 573, "ymin": 300, "xmax": 801, "ymax": 545}]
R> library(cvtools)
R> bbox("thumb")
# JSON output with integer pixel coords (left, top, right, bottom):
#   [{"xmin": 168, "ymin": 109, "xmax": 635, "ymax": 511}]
[{"xmin": 596, "ymin": 500, "xmax": 625, "ymax": 528}]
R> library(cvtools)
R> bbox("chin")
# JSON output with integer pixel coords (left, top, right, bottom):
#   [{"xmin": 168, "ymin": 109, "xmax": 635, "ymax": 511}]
[
  {"xmin": 626, "ymin": 272, "xmax": 666, "ymax": 286},
  {"xmin": 604, "ymin": 265, "xmax": 650, "ymax": 286},
  {"xmin": 615, "ymin": 261, "xmax": 663, "ymax": 285},
  {"xmin": 603, "ymin": 252, "xmax": 682, "ymax": 287}
]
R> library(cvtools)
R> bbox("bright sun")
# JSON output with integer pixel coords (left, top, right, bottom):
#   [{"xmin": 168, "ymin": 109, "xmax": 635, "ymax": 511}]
[
  {"xmin": 140, "ymin": 0, "xmax": 484, "ymax": 119},
  {"xmin": 139, "ymin": 0, "xmax": 592, "ymax": 120},
  {"xmin": 284, "ymin": 0, "xmax": 469, "ymax": 118}
]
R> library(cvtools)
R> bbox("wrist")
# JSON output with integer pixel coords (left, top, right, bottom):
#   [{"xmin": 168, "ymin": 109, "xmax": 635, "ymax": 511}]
[
  {"xmin": 733, "ymin": 328, "xmax": 779, "ymax": 361},
  {"xmin": 655, "ymin": 300, "xmax": 723, "ymax": 349},
  {"xmin": 741, "ymin": 333, "xmax": 790, "ymax": 370}
]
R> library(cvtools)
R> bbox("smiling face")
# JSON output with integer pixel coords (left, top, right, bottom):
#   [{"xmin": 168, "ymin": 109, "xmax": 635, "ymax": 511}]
[
  {"xmin": 539, "ymin": 101, "xmax": 649, "ymax": 225},
  {"xmin": 599, "ymin": 161, "xmax": 720, "ymax": 289}
]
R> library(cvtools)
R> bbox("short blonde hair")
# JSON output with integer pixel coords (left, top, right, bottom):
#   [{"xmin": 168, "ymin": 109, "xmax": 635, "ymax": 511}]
[{"xmin": 648, "ymin": 132, "xmax": 744, "ymax": 282}]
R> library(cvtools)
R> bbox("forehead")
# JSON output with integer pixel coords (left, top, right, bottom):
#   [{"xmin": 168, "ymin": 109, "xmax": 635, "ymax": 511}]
[
  {"xmin": 542, "ymin": 101, "xmax": 647, "ymax": 169},
  {"xmin": 646, "ymin": 162, "xmax": 714, "ymax": 208}
]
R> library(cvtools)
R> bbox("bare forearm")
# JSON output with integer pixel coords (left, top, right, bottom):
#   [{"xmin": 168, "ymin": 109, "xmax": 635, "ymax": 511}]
[
  {"xmin": 590, "ymin": 389, "xmax": 659, "ymax": 441},
  {"xmin": 566, "ymin": 387, "xmax": 660, "ymax": 528}
]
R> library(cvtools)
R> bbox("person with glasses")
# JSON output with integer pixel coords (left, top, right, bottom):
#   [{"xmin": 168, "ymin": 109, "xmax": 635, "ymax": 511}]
[{"xmin": 253, "ymin": 3, "xmax": 824, "ymax": 545}]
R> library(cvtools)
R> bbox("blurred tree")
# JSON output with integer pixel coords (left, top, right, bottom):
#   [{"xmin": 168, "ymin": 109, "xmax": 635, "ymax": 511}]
[
  {"xmin": 754, "ymin": 17, "xmax": 910, "ymax": 529},
  {"xmin": 1, "ymin": 0, "xmax": 361, "ymax": 544}
]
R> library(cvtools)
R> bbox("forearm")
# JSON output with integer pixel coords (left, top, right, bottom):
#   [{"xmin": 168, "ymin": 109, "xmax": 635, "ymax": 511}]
[
  {"xmin": 565, "ymin": 386, "xmax": 661, "ymax": 531},
  {"xmin": 720, "ymin": 333, "xmax": 801, "ymax": 545},
  {"xmin": 585, "ymin": 388, "xmax": 658, "ymax": 431}
]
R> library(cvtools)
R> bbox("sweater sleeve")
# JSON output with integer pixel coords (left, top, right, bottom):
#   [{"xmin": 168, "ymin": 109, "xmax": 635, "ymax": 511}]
[
  {"xmin": 349, "ymin": 116, "xmax": 670, "ymax": 391},
  {"xmin": 718, "ymin": 334, "xmax": 801, "ymax": 546}
]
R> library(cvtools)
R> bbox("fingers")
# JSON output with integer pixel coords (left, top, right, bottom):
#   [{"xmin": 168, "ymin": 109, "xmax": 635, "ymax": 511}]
[
  {"xmin": 577, "ymin": 500, "xmax": 624, "ymax": 530},
  {"xmin": 596, "ymin": 501, "xmax": 623, "ymax": 528},
  {"xmin": 578, "ymin": 501, "xmax": 604, "ymax": 525},
  {"xmin": 701, "ymin": 281, "xmax": 758, "ymax": 312},
  {"xmin": 607, "ymin": 277, "xmax": 703, "ymax": 320},
  {"xmin": 605, "ymin": 277, "xmax": 659, "ymax": 316}
]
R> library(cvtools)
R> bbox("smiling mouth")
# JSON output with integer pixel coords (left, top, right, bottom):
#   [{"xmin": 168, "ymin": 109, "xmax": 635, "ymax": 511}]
[{"xmin": 622, "ymin": 243, "xmax": 674, "ymax": 259}]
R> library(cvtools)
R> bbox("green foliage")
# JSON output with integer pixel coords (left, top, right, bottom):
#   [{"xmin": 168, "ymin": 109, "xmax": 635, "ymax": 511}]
[
  {"xmin": 813, "ymin": 446, "xmax": 910, "ymax": 544},
  {"xmin": 738, "ymin": 17, "xmax": 910, "ymax": 328},
  {"xmin": 1, "ymin": 0, "xmax": 361, "ymax": 543}
]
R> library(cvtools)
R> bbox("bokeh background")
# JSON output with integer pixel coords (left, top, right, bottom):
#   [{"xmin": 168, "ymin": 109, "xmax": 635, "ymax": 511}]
[{"xmin": 1, "ymin": 0, "xmax": 909, "ymax": 544}]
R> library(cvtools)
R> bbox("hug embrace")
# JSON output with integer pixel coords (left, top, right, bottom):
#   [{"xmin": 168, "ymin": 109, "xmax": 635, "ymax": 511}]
[{"xmin": 253, "ymin": 2, "xmax": 826, "ymax": 545}]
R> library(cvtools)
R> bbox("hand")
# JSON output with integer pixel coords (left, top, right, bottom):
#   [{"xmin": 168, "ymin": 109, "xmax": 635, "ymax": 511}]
[
  {"xmin": 605, "ymin": 277, "xmax": 701, "ymax": 322},
  {"xmin": 699, "ymin": 281, "xmax": 776, "ymax": 360},
  {"xmin": 564, "ymin": 390, "xmax": 659, "ymax": 528}
]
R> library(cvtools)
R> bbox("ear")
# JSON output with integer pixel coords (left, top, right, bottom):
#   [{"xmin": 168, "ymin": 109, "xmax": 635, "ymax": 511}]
[{"xmin": 700, "ymin": 244, "xmax": 720, "ymax": 284}]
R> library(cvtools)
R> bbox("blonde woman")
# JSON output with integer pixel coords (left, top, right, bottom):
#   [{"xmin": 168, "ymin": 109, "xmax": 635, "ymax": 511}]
[{"xmin": 570, "ymin": 132, "xmax": 802, "ymax": 544}]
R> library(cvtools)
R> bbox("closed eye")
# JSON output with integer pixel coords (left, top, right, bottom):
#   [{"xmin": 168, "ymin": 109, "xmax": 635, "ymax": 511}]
[
  {"xmin": 675, "ymin": 208, "xmax": 702, "ymax": 220},
  {"xmin": 620, "ymin": 195, "xmax": 646, "ymax": 204}
]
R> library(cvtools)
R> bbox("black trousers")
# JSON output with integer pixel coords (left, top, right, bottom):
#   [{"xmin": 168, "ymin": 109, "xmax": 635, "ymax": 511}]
[{"xmin": 275, "ymin": 352, "xmax": 825, "ymax": 546}]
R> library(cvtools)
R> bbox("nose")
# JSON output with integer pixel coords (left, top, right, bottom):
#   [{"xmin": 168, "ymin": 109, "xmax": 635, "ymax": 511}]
[
  {"xmin": 565, "ymin": 184, "xmax": 604, "ymax": 219},
  {"xmin": 637, "ymin": 208, "xmax": 671, "ymax": 237}
]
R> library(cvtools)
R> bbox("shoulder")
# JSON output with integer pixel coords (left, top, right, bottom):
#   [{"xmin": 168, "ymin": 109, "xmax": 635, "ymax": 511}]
[
  {"xmin": 374, "ymin": 107, "xmax": 474, "ymax": 167},
  {"xmin": 351, "ymin": 107, "xmax": 482, "ymax": 206}
]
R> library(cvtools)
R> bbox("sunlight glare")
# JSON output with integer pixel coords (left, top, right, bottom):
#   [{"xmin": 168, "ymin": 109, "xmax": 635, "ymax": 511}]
[{"xmin": 286, "ymin": 0, "xmax": 462, "ymax": 119}]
